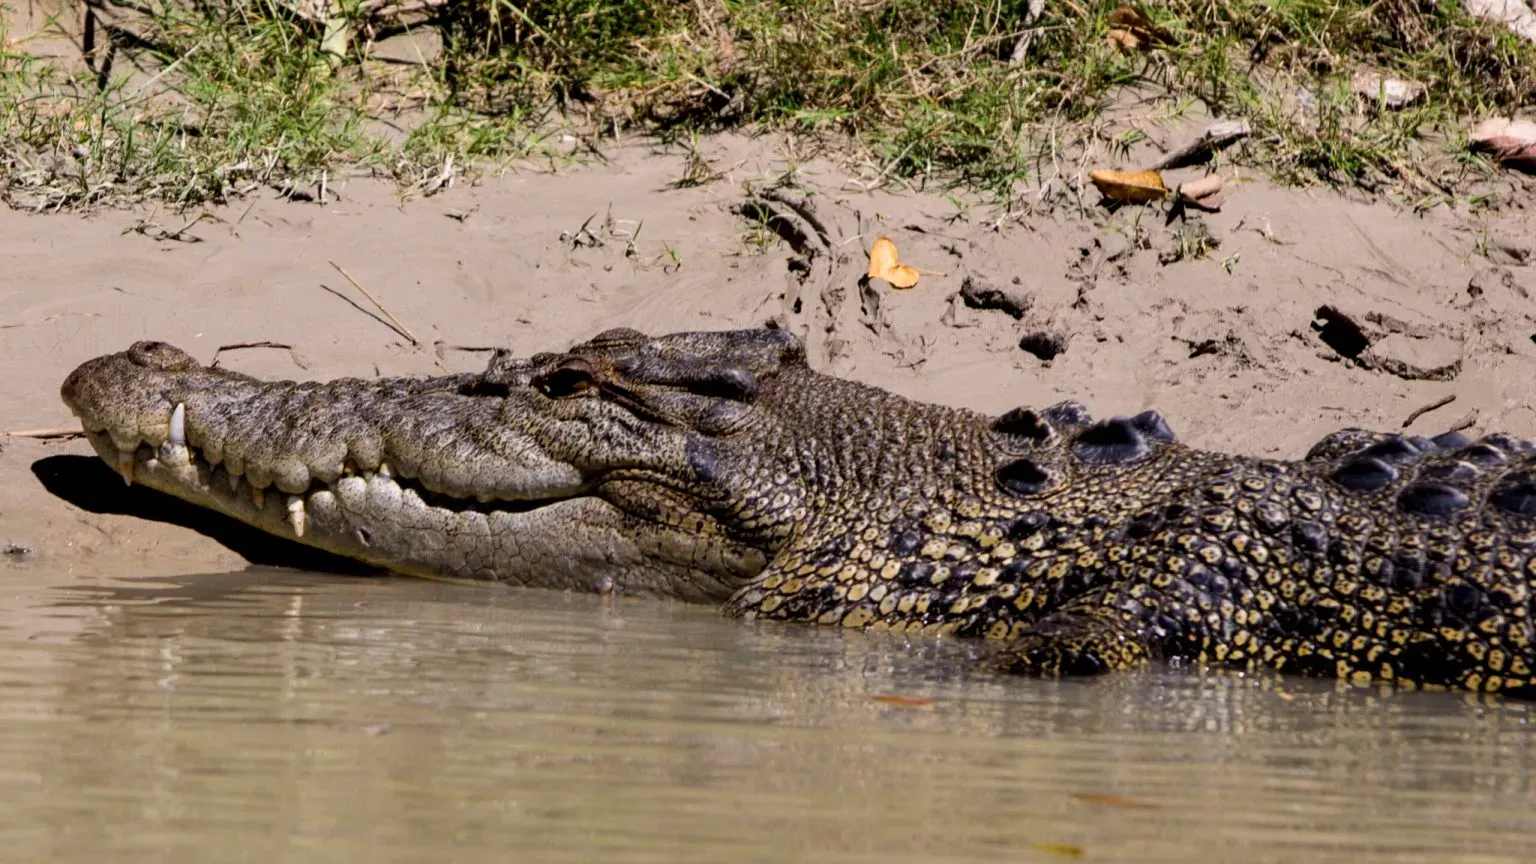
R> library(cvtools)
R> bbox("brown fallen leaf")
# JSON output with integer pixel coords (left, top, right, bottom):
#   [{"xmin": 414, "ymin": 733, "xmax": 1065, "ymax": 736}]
[
  {"xmin": 1089, "ymin": 168, "xmax": 1168, "ymax": 205},
  {"xmin": 1071, "ymin": 792, "xmax": 1161, "ymax": 810},
  {"xmin": 872, "ymin": 693, "xmax": 937, "ymax": 709},
  {"xmin": 1107, "ymin": 27, "xmax": 1141, "ymax": 53},
  {"xmin": 866, "ymin": 236, "xmax": 922, "ymax": 289},
  {"xmin": 1469, "ymin": 117, "xmax": 1536, "ymax": 173},
  {"xmin": 1031, "ymin": 842, "xmax": 1086, "ymax": 859},
  {"xmin": 1106, "ymin": 4, "xmax": 1175, "ymax": 51}
]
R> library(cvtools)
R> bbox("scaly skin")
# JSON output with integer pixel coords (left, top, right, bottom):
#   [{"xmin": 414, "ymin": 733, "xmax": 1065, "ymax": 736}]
[{"xmin": 59, "ymin": 329, "xmax": 1536, "ymax": 697}]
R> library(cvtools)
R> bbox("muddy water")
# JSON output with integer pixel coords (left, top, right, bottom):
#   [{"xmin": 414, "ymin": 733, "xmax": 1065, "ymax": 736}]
[{"xmin": 1, "ymin": 567, "xmax": 1533, "ymax": 863}]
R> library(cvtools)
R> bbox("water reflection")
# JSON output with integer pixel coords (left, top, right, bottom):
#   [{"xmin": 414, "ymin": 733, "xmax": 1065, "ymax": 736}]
[{"xmin": 1, "ymin": 567, "xmax": 1533, "ymax": 863}]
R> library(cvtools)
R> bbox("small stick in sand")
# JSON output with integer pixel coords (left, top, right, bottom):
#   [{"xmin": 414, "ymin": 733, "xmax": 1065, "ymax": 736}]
[
  {"xmin": 209, "ymin": 341, "xmax": 300, "ymax": 369},
  {"xmin": 1148, "ymin": 120, "xmax": 1252, "ymax": 172},
  {"xmin": 1401, "ymin": 393, "xmax": 1456, "ymax": 428},
  {"xmin": 327, "ymin": 260, "xmax": 420, "ymax": 347},
  {"xmin": 3, "ymin": 427, "xmax": 84, "ymax": 440}
]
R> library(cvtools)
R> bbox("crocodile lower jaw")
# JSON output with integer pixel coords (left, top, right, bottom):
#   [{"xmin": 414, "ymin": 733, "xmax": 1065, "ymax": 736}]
[{"xmin": 80, "ymin": 428, "xmax": 599, "ymax": 584}]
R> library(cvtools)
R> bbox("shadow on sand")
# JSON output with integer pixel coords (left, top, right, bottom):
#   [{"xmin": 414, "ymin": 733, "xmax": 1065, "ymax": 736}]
[{"xmin": 31, "ymin": 453, "xmax": 378, "ymax": 577}]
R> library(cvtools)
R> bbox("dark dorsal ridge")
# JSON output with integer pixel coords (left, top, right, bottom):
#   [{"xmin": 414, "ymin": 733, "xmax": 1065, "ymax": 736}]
[
  {"xmin": 1460, "ymin": 443, "xmax": 1509, "ymax": 467},
  {"xmin": 1361, "ymin": 434, "xmax": 1427, "ymax": 464},
  {"xmin": 1072, "ymin": 418, "xmax": 1150, "ymax": 465},
  {"xmin": 996, "ymin": 457, "xmax": 1051, "ymax": 496},
  {"xmin": 1491, "ymin": 474, "xmax": 1536, "ymax": 516},
  {"xmin": 1128, "ymin": 410, "xmax": 1177, "ymax": 445},
  {"xmin": 1398, "ymin": 483, "xmax": 1470, "ymax": 517},
  {"xmin": 1423, "ymin": 460, "xmax": 1479, "ymax": 482},
  {"xmin": 1431, "ymin": 430, "xmax": 1472, "ymax": 450},
  {"xmin": 1331, "ymin": 456, "xmax": 1398, "ymax": 492},
  {"xmin": 991, "ymin": 408, "xmax": 1053, "ymax": 443},
  {"xmin": 1482, "ymin": 433, "xmax": 1536, "ymax": 455},
  {"xmin": 1041, "ymin": 401, "xmax": 1093, "ymax": 430},
  {"xmin": 1005, "ymin": 511, "xmax": 1050, "ymax": 540}
]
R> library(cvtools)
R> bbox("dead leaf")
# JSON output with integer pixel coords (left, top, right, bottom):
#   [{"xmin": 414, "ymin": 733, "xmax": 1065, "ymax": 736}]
[
  {"xmin": 1031, "ymin": 842, "xmax": 1086, "ymax": 859},
  {"xmin": 1089, "ymin": 168, "xmax": 1169, "ymax": 205},
  {"xmin": 872, "ymin": 693, "xmax": 937, "ymax": 708},
  {"xmin": 1106, "ymin": 5, "xmax": 1175, "ymax": 50},
  {"xmin": 1107, "ymin": 28, "xmax": 1141, "ymax": 53},
  {"xmin": 1071, "ymin": 792, "xmax": 1160, "ymax": 810},
  {"xmin": 1470, "ymin": 117, "xmax": 1536, "ymax": 173},
  {"xmin": 867, "ymin": 236, "xmax": 922, "ymax": 289}
]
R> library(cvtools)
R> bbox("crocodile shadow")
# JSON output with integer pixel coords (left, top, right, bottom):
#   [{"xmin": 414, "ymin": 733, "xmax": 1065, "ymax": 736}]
[{"xmin": 31, "ymin": 454, "xmax": 378, "ymax": 577}]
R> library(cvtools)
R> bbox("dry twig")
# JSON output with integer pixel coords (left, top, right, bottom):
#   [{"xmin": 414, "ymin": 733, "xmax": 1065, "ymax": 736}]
[
  {"xmin": 3, "ymin": 427, "xmax": 84, "ymax": 440},
  {"xmin": 327, "ymin": 260, "xmax": 421, "ymax": 346},
  {"xmin": 1401, "ymin": 393, "xmax": 1456, "ymax": 428}
]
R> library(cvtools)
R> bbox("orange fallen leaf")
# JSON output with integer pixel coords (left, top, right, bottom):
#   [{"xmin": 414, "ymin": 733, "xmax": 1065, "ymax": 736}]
[
  {"xmin": 872, "ymin": 693, "xmax": 937, "ymax": 708},
  {"xmin": 1089, "ymin": 168, "xmax": 1168, "ymax": 205},
  {"xmin": 1031, "ymin": 842, "xmax": 1085, "ymax": 859},
  {"xmin": 1071, "ymin": 792, "xmax": 1161, "ymax": 810},
  {"xmin": 867, "ymin": 236, "xmax": 922, "ymax": 289}
]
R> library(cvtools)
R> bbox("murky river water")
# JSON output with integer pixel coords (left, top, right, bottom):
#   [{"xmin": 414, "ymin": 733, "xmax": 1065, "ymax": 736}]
[{"xmin": 1, "ymin": 566, "xmax": 1533, "ymax": 863}]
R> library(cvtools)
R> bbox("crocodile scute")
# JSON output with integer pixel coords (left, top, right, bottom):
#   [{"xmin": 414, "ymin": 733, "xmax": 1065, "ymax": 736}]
[{"xmin": 59, "ymin": 328, "xmax": 1536, "ymax": 698}]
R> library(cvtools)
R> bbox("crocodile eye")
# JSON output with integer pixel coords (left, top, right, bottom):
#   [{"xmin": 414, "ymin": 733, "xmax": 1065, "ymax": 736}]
[{"xmin": 534, "ymin": 360, "xmax": 596, "ymax": 398}]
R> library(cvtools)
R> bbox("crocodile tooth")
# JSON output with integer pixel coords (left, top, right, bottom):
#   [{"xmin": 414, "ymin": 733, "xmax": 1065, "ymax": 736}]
[
  {"xmin": 286, "ymin": 496, "xmax": 307, "ymax": 538},
  {"xmin": 227, "ymin": 471, "xmax": 242, "ymax": 495},
  {"xmin": 251, "ymin": 486, "xmax": 266, "ymax": 509},
  {"xmin": 169, "ymin": 402, "xmax": 186, "ymax": 446},
  {"xmin": 377, "ymin": 461, "xmax": 394, "ymax": 479},
  {"xmin": 117, "ymin": 451, "xmax": 136, "ymax": 485}
]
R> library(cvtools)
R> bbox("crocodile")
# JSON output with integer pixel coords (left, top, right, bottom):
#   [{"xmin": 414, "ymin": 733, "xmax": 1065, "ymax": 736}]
[{"xmin": 59, "ymin": 328, "xmax": 1536, "ymax": 697}]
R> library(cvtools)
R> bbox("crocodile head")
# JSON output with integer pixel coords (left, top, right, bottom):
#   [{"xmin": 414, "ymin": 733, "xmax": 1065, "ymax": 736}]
[{"xmin": 60, "ymin": 328, "xmax": 839, "ymax": 601}]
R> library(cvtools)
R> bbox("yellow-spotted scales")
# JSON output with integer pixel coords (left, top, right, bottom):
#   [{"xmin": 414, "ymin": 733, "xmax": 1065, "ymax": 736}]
[{"xmin": 61, "ymin": 328, "xmax": 1536, "ymax": 698}]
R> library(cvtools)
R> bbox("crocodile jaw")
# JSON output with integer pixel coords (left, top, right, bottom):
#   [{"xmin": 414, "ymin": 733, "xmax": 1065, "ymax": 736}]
[{"xmin": 79, "ymin": 428, "xmax": 764, "ymax": 600}]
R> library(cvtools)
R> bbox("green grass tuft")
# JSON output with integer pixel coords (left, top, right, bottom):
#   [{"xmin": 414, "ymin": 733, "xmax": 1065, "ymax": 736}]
[{"xmin": 2, "ymin": 0, "xmax": 1533, "ymax": 209}]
